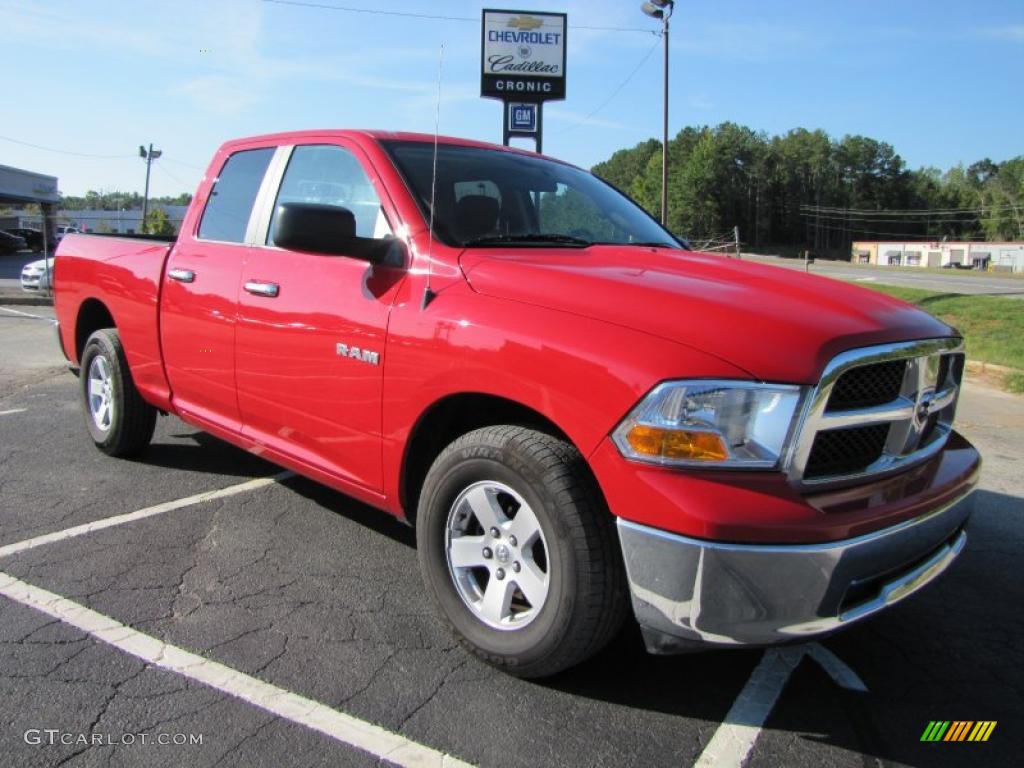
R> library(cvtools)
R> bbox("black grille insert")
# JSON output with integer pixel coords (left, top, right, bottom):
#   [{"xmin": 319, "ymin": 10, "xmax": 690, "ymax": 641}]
[
  {"xmin": 827, "ymin": 360, "xmax": 906, "ymax": 412},
  {"xmin": 805, "ymin": 424, "xmax": 889, "ymax": 478}
]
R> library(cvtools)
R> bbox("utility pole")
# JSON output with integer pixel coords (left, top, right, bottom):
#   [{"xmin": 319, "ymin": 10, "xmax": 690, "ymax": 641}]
[
  {"xmin": 734, "ymin": 226, "xmax": 741, "ymax": 259},
  {"xmin": 660, "ymin": 9, "xmax": 670, "ymax": 226},
  {"xmin": 641, "ymin": 1, "xmax": 674, "ymax": 227},
  {"xmin": 139, "ymin": 143, "xmax": 162, "ymax": 233}
]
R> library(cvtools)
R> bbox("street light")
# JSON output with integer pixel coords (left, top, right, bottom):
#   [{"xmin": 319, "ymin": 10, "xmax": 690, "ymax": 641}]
[
  {"xmin": 139, "ymin": 143, "xmax": 162, "ymax": 233},
  {"xmin": 641, "ymin": 0, "xmax": 674, "ymax": 227}
]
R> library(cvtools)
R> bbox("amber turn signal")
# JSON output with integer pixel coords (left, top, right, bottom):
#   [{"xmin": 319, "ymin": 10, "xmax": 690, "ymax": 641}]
[{"xmin": 624, "ymin": 425, "xmax": 729, "ymax": 461}]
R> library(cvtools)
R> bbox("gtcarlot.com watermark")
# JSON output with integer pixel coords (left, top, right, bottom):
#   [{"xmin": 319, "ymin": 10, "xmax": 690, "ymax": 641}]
[{"xmin": 25, "ymin": 729, "xmax": 203, "ymax": 747}]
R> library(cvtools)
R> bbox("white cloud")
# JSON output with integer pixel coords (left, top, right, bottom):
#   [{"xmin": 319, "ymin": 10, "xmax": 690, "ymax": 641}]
[
  {"xmin": 673, "ymin": 22, "xmax": 825, "ymax": 61},
  {"xmin": 173, "ymin": 75, "xmax": 264, "ymax": 116},
  {"xmin": 976, "ymin": 25, "xmax": 1024, "ymax": 43}
]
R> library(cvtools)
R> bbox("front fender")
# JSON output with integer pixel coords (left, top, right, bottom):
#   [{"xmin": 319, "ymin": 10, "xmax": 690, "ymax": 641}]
[{"xmin": 380, "ymin": 280, "xmax": 748, "ymax": 515}]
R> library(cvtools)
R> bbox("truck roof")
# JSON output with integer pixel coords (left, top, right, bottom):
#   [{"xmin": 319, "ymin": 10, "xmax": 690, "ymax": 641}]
[{"xmin": 216, "ymin": 129, "xmax": 565, "ymax": 164}]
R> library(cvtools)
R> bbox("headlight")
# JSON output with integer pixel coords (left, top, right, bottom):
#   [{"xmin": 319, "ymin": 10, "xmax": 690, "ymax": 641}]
[{"xmin": 612, "ymin": 380, "xmax": 803, "ymax": 468}]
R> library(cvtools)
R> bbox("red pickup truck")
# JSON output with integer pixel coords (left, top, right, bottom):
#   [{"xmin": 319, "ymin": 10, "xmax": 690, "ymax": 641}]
[{"xmin": 54, "ymin": 130, "xmax": 979, "ymax": 677}]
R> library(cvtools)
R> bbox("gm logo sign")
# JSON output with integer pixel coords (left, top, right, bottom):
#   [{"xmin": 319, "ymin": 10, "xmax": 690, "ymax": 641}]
[{"xmin": 509, "ymin": 102, "xmax": 538, "ymax": 133}]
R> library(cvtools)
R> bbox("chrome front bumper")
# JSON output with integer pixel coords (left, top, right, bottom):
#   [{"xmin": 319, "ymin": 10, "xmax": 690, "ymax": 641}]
[{"xmin": 618, "ymin": 492, "xmax": 973, "ymax": 653}]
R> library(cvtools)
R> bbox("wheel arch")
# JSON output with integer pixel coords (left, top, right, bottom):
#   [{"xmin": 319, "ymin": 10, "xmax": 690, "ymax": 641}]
[
  {"xmin": 74, "ymin": 298, "xmax": 116, "ymax": 363},
  {"xmin": 399, "ymin": 392, "xmax": 578, "ymax": 526}
]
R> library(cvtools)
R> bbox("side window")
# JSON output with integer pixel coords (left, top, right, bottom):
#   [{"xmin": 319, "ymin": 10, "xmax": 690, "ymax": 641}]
[
  {"xmin": 268, "ymin": 145, "xmax": 391, "ymax": 244},
  {"xmin": 198, "ymin": 148, "xmax": 274, "ymax": 243}
]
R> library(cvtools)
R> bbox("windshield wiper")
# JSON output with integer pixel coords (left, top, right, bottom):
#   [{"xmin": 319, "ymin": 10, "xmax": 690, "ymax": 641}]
[
  {"xmin": 607, "ymin": 240, "xmax": 679, "ymax": 249},
  {"xmin": 462, "ymin": 233, "xmax": 591, "ymax": 248}
]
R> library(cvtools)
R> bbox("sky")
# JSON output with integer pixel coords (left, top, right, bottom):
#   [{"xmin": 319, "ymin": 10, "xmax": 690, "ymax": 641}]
[{"xmin": 3, "ymin": 0, "xmax": 1022, "ymax": 198}]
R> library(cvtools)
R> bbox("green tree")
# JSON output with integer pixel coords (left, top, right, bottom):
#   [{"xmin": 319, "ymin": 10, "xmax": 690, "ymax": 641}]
[
  {"xmin": 589, "ymin": 121, "xmax": 1023, "ymax": 254},
  {"xmin": 142, "ymin": 208, "xmax": 175, "ymax": 235}
]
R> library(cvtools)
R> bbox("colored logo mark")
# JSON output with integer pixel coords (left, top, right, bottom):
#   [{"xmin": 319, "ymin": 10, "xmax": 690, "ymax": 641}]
[
  {"xmin": 921, "ymin": 721, "xmax": 996, "ymax": 742},
  {"xmin": 506, "ymin": 16, "xmax": 543, "ymax": 31}
]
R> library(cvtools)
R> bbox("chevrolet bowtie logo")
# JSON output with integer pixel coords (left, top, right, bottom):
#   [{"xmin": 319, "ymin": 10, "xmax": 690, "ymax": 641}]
[{"xmin": 506, "ymin": 15, "xmax": 544, "ymax": 30}]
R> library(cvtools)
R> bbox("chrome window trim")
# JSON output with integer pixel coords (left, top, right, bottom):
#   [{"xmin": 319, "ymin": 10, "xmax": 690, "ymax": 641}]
[
  {"xmin": 784, "ymin": 338, "xmax": 964, "ymax": 487},
  {"xmin": 248, "ymin": 145, "xmax": 294, "ymax": 246}
]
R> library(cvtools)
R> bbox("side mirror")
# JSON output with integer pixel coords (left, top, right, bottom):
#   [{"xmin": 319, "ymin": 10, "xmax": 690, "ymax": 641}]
[
  {"xmin": 273, "ymin": 202, "xmax": 404, "ymax": 267},
  {"xmin": 274, "ymin": 202, "xmax": 356, "ymax": 253}
]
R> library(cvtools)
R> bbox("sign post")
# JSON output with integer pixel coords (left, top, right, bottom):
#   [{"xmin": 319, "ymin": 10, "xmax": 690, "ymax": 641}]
[{"xmin": 481, "ymin": 9, "xmax": 567, "ymax": 153}]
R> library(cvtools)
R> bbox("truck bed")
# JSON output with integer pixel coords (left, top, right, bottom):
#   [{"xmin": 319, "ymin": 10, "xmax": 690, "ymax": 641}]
[{"xmin": 54, "ymin": 233, "xmax": 175, "ymax": 410}]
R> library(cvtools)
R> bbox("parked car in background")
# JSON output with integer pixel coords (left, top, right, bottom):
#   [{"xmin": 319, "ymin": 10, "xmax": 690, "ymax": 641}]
[
  {"xmin": 54, "ymin": 226, "xmax": 80, "ymax": 247},
  {"xmin": 4, "ymin": 227, "xmax": 45, "ymax": 252},
  {"xmin": 20, "ymin": 258, "xmax": 53, "ymax": 293},
  {"xmin": 0, "ymin": 230, "xmax": 28, "ymax": 255}
]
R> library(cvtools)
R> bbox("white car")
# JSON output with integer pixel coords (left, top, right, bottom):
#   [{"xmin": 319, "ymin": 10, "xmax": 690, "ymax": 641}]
[
  {"xmin": 20, "ymin": 258, "xmax": 54, "ymax": 293},
  {"xmin": 53, "ymin": 225, "xmax": 80, "ymax": 247}
]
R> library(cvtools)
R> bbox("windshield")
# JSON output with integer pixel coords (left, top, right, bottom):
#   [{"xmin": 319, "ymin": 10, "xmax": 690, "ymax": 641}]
[{"xmin": 382, "ymin": 141, "xmax": 682, "ymax": 249}]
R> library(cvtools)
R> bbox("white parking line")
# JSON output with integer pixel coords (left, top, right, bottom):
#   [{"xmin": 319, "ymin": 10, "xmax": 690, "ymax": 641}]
[
  {"xmin": 0, "ymin": 572, "xmax": 473, "ymax": 768},
  {"xmin": 0, "ymin": 408, "xmax": 28, "ymax": 416},
  {"xmin": 693, "ymin": 643, "xmax": 867, "ymax": 768},
  {"xmin": 0, "ymin": 472, "xmax": 293, "ymax": 561},
  {"xmin": 0, "ymin": 306, "xmax": 54, "ymax": 321}
]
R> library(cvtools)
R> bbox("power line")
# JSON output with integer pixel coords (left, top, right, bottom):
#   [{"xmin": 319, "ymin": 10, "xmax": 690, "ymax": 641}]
[
  {"xmin": 806, "ymin": 221, "xmax": 988, "ymax": 240},
  {"xmin": 799, "ymin": 212, "xmax": 1007, "ymax": 224},
  {"xmin": 155, "ymin": 162, "xmax": 194, "ymax": 190},
  {"xmin": 556, "ymin": 35, "xmax": 661, "ymax": 135},
  {"xmin": 164, "ymin": 157, "xmax": 206, "ymax": 172},
  {"xmin": 0, "ymin": 134, "xmax": 134, "ymax": 159},
  {"xmin": 800, "ymin": 203, "xmax": 1016, "ymax": 217},
  {"xmin": 1, "ymin": 133, "xmax": 204, "ymax": 174},
  {"xmin": 260, "ymin": 0, "xmax": 650, "ymax": 32}
]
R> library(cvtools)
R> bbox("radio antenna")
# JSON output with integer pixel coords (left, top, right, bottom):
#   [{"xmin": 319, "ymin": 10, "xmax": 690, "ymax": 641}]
[{"xmin": 421, "ymin": 42, "xmax": 444, "ymax": 311}]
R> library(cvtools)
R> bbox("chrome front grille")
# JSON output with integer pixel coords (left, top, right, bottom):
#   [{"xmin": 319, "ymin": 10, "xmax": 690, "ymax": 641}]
[{"xmin": 787, "ymin": 339, "xmax": 965, "ymax": 486}]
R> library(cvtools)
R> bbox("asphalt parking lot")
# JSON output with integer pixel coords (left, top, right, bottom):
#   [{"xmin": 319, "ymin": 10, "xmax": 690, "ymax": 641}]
[{"xmin": 0, "ymin": 304, "xmax": 1021, "ymax": 768}]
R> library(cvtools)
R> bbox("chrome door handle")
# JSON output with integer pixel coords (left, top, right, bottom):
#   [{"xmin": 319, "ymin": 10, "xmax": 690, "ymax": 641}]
[
  {"xmin": 168, "ymin": 268, "xmax": 195, "ymax": 283},
  {"xmin": 244, "ymin": 281, "xmax": 280, "ymax": 298}
]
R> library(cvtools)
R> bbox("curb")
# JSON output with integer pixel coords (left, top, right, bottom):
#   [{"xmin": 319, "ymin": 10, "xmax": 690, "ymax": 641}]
[
  {"xmin": 0, "ymin": 292, "xmax": 53, "ymax": 307},
  {"xmin": 965, "ymin": 360, "xmax": 1022, "ymax": 394}
]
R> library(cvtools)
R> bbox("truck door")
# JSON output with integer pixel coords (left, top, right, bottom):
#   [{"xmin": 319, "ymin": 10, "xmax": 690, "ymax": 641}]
[
  {"xmin": 234, "ymin": 142, "xmax": 405, "ymax": 493},
  {"xmin": 161, "ymin": 147, "xmax": 275, "ymax": 432}
]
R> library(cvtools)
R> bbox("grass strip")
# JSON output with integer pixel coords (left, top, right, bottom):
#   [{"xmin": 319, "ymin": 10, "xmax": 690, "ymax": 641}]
[{"xmin": 858, "ymin": 284, "xmax": 1023, "ymax": 393}]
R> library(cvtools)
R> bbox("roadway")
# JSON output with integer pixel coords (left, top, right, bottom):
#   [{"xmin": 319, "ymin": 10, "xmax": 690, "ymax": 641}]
[{"xmin": 743, "ymin": 254, "xmax": 1024, "ymax": 297}]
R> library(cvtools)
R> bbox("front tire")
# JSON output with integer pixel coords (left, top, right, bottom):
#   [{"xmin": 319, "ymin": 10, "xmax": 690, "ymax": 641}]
[
  {"xmin": 80, "ymin": 328, "xmax": 156, "ymax": 457},
  {"xmin": 417, "ymin": 426, "xmax": 627, "ymax": 678}
]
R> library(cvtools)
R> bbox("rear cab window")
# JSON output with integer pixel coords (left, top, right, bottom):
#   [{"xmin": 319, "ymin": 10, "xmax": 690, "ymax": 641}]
[{"xmin": 198, "ymin": 148, "xmax": 275, "ymax": 243}]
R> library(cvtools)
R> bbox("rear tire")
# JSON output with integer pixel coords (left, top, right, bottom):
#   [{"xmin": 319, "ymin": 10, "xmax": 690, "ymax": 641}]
[
  {"xmin": 416, "ymin": 426, "xmax": 627, "ymax": 678},
  {"xmin": 80, "ymin": 329, "xmax": 156, "ymax": 457}
]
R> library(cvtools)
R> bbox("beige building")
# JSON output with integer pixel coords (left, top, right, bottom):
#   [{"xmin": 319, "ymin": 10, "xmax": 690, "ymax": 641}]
[{"xmin": 851, "ymin": 240, "xmax": 1024, "ymax": 273}]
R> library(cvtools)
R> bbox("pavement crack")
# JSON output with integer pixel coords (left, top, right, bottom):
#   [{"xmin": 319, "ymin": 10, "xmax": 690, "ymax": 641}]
[
  {"xmin": 398, "ymin": 656, "xmax": 471, "ymax": 729},
  {"xmin": 210, "ymin": 714, "xmax": 278, "ymax": 767}
]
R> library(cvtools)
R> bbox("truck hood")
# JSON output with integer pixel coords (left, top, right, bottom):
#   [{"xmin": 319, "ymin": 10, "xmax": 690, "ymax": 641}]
[{"xmin": 459, "ymin": 247, "xmax": 954, "ymax": 383}]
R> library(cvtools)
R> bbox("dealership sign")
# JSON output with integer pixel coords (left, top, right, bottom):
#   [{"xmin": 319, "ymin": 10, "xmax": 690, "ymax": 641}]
[{"xmin": 481, "ymin": 9, "xmax": 567, "ymax": 101}]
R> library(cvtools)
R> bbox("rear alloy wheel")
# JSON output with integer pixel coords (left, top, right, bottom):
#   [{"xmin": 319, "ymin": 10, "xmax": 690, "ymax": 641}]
[
  {"xmin": 417, "ymin": 426, "xmax": 627, "ymax": 678},
  {"xmin": 80, "ymin": 328, "xmax": 156, "ymax": 456}
]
